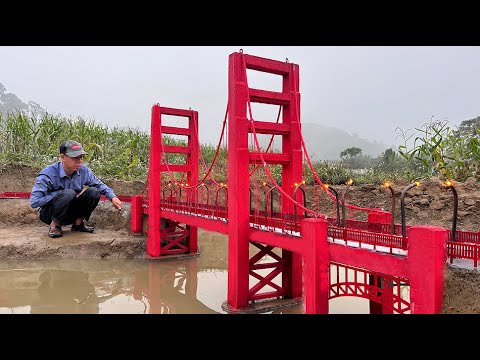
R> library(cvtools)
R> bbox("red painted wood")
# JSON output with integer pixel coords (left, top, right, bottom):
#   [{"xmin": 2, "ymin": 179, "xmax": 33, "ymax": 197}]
[
  {"xmin": 302, "ymin": 218, "xmax": 329, "ymax": 314},
  {"xmin": 281, "ymin": 61, "xmax": 303, "ymax": 299},
  {"xmin": 159, "ymin": 107, "xmax": 193, "ymax": 117},
  {"xmin": 147, "ymin": 104, "xmax": 162, "ymax": 257},
  {"xmin": 130, "ymin": 195, "xmax": 143, "ymax": 234},
  {"xmin": 161, "ymin": 125, "xmax": 191, "ymax": 136},
  {"xmin": 329, "ymin": 243, "xmax": 409, "ymax": 277},
  {"xmin": 163, "ymin": 145, "xmax": 190, "ymax": 154},
  {"xmin": 147, "ymin": 105, "xmax": 199, "ymax": 258},
  {"xmin": 187, "ymin": 111, "xmax": 199, "ymax": 254},
  {"xmin": 249, "ymin": 152, "xmax": 291, "ymax": 164},
  {"xmin": 367, "ymin": 210, "xmax": 394, "ymax": 314},
  {"xmin": 249, "ymin": 228, "xmax": 302, "ymax": 252},
  {"xmin": 242, "ymin": 53, "xmax": 292, "ymax": 75},
  {"xmin": 248, "ymin": 88, "xmax": 292, "ymax": 106},
  {"xmin": 408, "ymin": 226, "xmax": 447, "ymax": 314},
  {"xmin": 227, "ymin": 52, "xmax": 251, "ymax": 310},
  {"xmin": 248, "ymin": 121, "xmax": 291, "ymax": 135}
]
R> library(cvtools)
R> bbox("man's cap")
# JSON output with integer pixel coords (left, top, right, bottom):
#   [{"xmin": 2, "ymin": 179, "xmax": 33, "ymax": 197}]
[{"xmin": 59, "ymin": 140, "xmax": 87, "ymax": 157}]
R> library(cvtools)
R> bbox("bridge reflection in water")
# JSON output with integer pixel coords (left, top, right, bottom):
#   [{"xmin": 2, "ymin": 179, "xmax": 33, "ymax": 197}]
[
  {"xmin": 0, "ymin": 263, "xmax": 410, "ymax": 315},
  {"xmin": 0, "ymin": 233, "xmax": 409, "ymax": 314}
]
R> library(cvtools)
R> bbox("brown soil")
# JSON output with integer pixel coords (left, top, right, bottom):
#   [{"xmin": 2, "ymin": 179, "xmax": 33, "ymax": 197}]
[{"xmin": 0, "ymin": 164, "xmax": 479, "ymax": 313}]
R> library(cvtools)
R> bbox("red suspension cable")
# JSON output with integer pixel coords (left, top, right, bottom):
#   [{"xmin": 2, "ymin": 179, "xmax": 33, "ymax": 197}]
[
  {"xmin": 289, "ymin": 63, "xmax": 375, "ymax": 213},
  {"xmin": 241, "ymin": 54, "xmax": 325, "ymax": 219}
]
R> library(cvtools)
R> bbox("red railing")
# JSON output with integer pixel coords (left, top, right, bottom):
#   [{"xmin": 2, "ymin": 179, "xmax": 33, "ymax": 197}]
[{"xmin": 3, "ymin": 191, "xmax": 480, "ymax": 268}]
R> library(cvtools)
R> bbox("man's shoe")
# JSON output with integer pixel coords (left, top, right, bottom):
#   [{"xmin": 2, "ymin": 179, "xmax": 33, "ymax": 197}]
[
  {"xmin": 71, "ymin": 221, "xmax": 94, "ymax": 233},
  {"xmin": 48, "ymin": 226, "xmax": 63, "ymax": 238}
]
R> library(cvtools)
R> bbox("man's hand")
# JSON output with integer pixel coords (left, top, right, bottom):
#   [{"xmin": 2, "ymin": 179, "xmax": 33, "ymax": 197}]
[{"xmin": 112, "ymin": 196, "xmax": 123, "ymax": 210}]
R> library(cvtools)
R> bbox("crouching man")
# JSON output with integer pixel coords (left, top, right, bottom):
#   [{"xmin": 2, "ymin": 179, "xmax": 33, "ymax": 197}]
[{"xmin": 30, "ymin": 140, "xmax": 123, "ymax": 238}]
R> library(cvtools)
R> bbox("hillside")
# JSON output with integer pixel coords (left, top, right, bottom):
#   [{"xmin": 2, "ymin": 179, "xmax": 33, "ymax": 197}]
[
  {"xmin": 258, "ymin": 122, "xmax": 390, "ymax": 160},
  {"xmin": 301, "ymin": 123, "xmax": 389, "ymax": 160},
  {"xmin": 0, "ymin": 82, "xmax": 45, "ymax": 116}
]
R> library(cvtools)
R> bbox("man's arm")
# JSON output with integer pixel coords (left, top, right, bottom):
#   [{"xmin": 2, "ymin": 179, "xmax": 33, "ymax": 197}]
[
  {"xmin": 30, "ymin": 174, "xmax": 58, "ymax": 208},
  {"xmin": 84, "ymin": 167, "xmax": 122, "ymax": 209},
  {"xmin": 111, "ymin": 196, "xmax": 123, "ymax": 210}
]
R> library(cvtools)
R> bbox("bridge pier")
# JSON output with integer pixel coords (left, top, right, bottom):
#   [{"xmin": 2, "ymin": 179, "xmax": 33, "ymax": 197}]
[
  {"xmin": 302, "ymin": 218, "xmax": 330, "ymax": 314},
  {"xmin": 130, "ymin": 195, "xmax": 143, "ymax": 234},
  {"xmin": 408, "ymin": 226, "xmax": 447, "ymax": 314}
]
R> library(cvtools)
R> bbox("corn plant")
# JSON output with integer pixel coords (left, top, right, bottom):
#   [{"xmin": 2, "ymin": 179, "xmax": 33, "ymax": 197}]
[{"xmin": 397, "ymin": 117, "xmax": 479, "ymax": 181}]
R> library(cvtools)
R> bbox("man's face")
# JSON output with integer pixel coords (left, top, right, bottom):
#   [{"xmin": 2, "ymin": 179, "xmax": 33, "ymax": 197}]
[{"xmin": 61, "ymin": 154, "xmax": 84, "ymax": 174}]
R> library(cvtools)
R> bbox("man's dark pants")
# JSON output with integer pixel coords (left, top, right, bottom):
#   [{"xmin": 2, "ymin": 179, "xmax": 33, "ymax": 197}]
[{"xmin": 39, "ymin": 188, "xmax": 101, "ymax": 226}]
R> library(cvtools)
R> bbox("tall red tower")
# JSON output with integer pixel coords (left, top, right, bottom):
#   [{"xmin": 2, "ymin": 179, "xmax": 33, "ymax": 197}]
[
  {"xmin": 146, "ymin": 105, "xmax": 199, "ymax": 257},
  {"xmin": 226, "ymin": 52, "xmax": 303, "ymax": 310}
]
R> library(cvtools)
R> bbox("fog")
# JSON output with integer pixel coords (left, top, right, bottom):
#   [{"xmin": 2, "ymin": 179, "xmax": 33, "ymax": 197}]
[{"xmin": 1, "ymin": 46, "xmax": 479, "ymax": 148}]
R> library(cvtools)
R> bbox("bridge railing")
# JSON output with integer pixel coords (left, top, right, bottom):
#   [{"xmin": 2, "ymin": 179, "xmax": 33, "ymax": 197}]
[
  {"xmin": 0, "ymin": 191, "xmax": 478, "ymax": 267},
  {"xmin": 447, "ymin": 241, "xmax": 480, "ymax": 267},
  {"xmin": 328, "ymin": 226, "xmax": 407, "ymax": 252}
]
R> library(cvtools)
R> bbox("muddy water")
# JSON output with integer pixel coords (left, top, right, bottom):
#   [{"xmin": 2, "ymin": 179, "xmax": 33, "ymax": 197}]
[{"xmin": 0, "ymin": 230, "xmax": 387, "ymax": 314}]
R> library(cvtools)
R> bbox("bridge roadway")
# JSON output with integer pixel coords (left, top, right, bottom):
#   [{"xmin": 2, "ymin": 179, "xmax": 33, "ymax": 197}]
[{"xmin": 154, "ymin": 201, "xmax": 412, "ymax": 278}]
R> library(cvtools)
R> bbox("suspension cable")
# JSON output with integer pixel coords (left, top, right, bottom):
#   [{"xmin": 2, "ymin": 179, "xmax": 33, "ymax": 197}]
[
  {"xmin": 289, "ymin": 63, "xmax": 376, "ymax": 213},
  {"xmin": 192, "ymin": 104, "xmax": 228, "ymax": 187},
  {"xmin": 159, "ymin": 103, "xmax": 228, "ymax": 189},
  {"xmin": 249, "ymin": 105, "xmax": 282, "ymax": 176},
  {"xmin": 241, "ymin": 53, "xmax": 325, "ymax": 219}
]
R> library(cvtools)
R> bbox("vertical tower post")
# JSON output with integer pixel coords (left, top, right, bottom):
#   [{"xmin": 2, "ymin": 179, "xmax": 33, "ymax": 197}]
[
  {"xmin": 186, "ymin": 112, "xmax": 199, "ymax": 254},
  {"xmin": 227, "ymin": 52, "xmax": 251, "ymax": 309},
  {"xmin": 147, "ymin": 104, "xmax": 162, "ymax": 257},
  {"xmin": 281, "ymin": 62, "xmax": 303, "ymax": 298}
]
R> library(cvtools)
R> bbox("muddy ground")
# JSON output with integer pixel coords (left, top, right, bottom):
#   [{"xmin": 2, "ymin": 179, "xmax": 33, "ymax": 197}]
[{"xmin": 0, "ymin": 163, "xmax": 479, "ymax": 313}]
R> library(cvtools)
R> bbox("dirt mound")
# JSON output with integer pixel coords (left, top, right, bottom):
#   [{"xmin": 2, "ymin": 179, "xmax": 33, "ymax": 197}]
[
  {"xmin": 0, "ymin": 164, "xmax": 41, "ymax": 193},
  {"xmin": 444, "ymin": 265, "xmax": 480, "ymax": 313},
  {"xmin": 313, "ymin": 177, "xmax": 480, "ymax": 232},
  {"xmin": 0, "ymin": 164, "xmax": 143, "ymax": 260}
]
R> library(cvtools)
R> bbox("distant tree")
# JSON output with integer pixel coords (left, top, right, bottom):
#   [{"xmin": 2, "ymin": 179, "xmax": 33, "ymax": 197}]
[
  {"xmin": 457, "ymin": 116, "xmax": 480, "ymax": 138},
  {"xmin": 340, "ymin": 147, "xmax": 364, "ymax": 169},
  {"xmin": 376, "ymin": 147, "xmax": 407, "ymax": 171},
  {"xmin": 340, "ymin": 147, "xmax": 362, "ymax": 159},
  {"xmin": 382, "ymin": 148, "xmax": 396, "ymax": 164}
]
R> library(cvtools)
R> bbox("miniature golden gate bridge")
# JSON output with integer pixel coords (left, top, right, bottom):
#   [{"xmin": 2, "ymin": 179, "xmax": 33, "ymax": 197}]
[
  {"xmin": 128, "ymin": 51, "xmax": 454, "ymax": 314},
  {"xmin": 2, "ymin": 51, "xmax": 479, "ymax": 314}
]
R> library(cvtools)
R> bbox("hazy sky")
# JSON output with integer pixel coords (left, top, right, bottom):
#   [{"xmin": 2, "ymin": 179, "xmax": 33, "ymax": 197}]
[{"xmin": 1, "ymin": 46, "xmax": 479, "ymax": 148}]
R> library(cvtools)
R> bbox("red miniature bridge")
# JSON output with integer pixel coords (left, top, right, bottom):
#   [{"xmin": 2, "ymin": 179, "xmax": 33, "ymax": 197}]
[
  {"xmin": 1, "ymin": 52, "xmax": 470, "ymax": 314},
  {"xmin": 125, "ymin": 51, "xmax": 456, "ymax": 314}
]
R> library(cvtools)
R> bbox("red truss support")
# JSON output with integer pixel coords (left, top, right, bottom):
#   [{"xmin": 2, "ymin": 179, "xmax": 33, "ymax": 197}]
[
  {"xmin": 226, "ymin": 52, "xmax": 303, "ymax": 311},
  {"xmin": 145, "ymin": 105, "xmax": 199, "ymax": 258}
]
